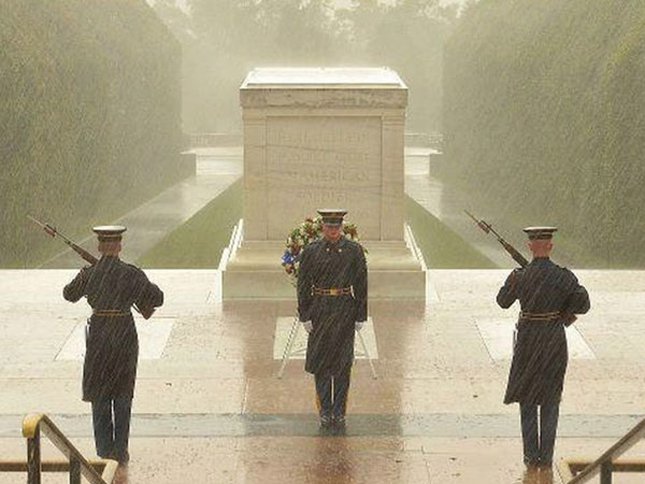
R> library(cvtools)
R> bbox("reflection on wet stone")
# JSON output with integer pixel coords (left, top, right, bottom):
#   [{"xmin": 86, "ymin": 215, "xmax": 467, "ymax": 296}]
[{"xmin": 3, "ymin": 1, "xmax": 644, "ymax": 480}]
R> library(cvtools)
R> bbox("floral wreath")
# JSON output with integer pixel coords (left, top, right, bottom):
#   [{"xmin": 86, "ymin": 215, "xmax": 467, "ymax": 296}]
[{"xmin": 281, "ymin": 215, "xmax": 364, "ymax": 286}]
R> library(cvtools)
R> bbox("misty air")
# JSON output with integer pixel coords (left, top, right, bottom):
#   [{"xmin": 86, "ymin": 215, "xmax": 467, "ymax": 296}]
[{"xmin": 0, "ymin": 1, "xmax": 643, "ymax": 483}]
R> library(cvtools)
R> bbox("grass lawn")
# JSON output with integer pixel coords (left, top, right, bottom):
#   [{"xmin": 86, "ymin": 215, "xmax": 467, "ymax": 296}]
[
  {"xmin": 405, "ymin": 196, "xmax": 498, "ymax": 269},
  {"xmin": 138, "ymin": 183, "xmax": 496, "ymax": 269},
  {"xmin": 136, "ymin": 180, "xmax": 242, "ymax": 268}
]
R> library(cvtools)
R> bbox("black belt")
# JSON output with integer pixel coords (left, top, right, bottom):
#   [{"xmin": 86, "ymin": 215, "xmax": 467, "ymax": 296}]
[{"xmin": 312, "ymin": 287, "xmax": 353, "ymax": 297}]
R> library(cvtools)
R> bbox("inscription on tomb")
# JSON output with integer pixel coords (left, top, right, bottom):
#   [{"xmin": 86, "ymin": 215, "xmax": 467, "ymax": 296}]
[{"xmin": 266, "ymin": 116, "xmax": 382, "ymax": 238}]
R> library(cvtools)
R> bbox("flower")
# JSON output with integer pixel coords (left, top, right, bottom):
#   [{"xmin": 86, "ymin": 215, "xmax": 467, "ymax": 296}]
[{"xmin": 280, "ymin": 215, "xmax": 366, "ymax": 286}]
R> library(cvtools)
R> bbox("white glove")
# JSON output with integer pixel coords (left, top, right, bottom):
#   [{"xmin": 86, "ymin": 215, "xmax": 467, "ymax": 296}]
[
  {"xmin": 355, "ymin": 321, "xmax": 366, "ymax": 331},
  {"xmin": 302, "ymin": 320, "xmax": 313, "ymax": 333}
]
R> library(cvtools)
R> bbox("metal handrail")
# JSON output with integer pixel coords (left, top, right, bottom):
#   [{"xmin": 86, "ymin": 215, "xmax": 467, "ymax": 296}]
[
  {"xmin": 22, "ymin": 413, "xmax": 117, "ymax": 484},
  {"xmin": 230, "ymin": 218, "xmax": 244, "ymax": 259},
  {"xmin": 217, "ymin": 218, "xmax": 243, "ymax": 272},
  {"xmin": 404, "ymin": 223, "xmax": 428, "ymax": 271},
  {"xmin": 563, "ymin": 417, "xmax": 645, "ymax": 483}
]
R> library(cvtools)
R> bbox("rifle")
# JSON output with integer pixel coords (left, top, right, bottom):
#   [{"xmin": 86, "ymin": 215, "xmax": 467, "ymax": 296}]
[
  {"xmin": 464, "ymin": 210, "xmax": 576, "ymax": 326},
  {"xmin": 28, "ymin": 215, "xmax": 99, "ymax": 265},
  {"xmin": 28, "ymin": 215, "xmax": 154, "ymax": 319},
  {"xmin": 464, "ymin": 210, "xmax": 529, "ymax": 267}
]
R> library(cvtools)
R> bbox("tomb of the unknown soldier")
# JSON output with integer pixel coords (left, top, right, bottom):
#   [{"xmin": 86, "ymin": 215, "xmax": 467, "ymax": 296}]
[
  {"xmin": 1, "ymin": 1, "xmax": 645, "ymax": 482},
  {"xmin": 222, "ymin": 67, "xmax": 426, "ymax": 301},
  {"xmin": 0, "ymin": 65, "xmax": 644, "ymax": 483},
  {"xmin": 0, "ymin": 66, "xmax": 644, "ymax": 483}
]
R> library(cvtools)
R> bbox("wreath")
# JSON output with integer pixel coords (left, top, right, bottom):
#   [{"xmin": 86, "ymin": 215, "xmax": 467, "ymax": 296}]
[{"xmin": 281, "ymin": 215, "xmax": 364, "ymax": 286}]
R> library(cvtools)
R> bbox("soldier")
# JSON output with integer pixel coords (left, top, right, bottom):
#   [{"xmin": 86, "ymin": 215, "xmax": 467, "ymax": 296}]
[
  {"xmin": 497, "ymin": 227, "xmax": 590, "ymax": 471},
  {"xmin": 63, "ymin": 226, "xmax": 164, "ymax": 466},
  {"xmin": 297, "ymin": 209, "xmax": 368, "ymax": 429}
]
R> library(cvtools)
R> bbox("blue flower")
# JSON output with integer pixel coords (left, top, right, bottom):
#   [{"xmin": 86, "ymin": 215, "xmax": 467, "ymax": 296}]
[{"xmin": 281, "ymin": 250, "xmax": 295, "ymax": 265}]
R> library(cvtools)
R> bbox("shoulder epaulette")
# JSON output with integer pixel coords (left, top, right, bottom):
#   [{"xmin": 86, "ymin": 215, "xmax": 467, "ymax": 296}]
[{"xmin": 124, "ymin": 262, "xmax": 144, "ymax": 273}]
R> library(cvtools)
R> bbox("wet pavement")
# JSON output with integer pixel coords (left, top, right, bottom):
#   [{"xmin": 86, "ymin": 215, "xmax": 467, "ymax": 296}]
[
  {"xmin": 1, "ymin": 148, "xmax": 642, "ymax": 481},
  {"xmin": 0, "ymin": 268, "xmax": 643, "ymax": 483}
]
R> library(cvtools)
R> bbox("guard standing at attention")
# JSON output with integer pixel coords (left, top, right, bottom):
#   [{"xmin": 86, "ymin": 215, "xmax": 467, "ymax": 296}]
[
  {"xmin": 497, "ymin": 227, "xmax": 590, "ymax": 471},
  {"xmin": 63, "ymin": 225, "xmax": 164, "ymax": 466},
  {"xmin": 297, "ymin": 209, "xmax": 368, "ymax": 429}
]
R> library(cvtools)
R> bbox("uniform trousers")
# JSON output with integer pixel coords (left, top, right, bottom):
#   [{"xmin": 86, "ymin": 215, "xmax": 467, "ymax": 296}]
[
  {"xmin": 314, "ymin": 367, "xmax": 351, "ymax": 418},
  {"xmin": 520, "ymin": 402, "xmax": 560, "ymax": 466},
  {"xmin": 91, "ymin": 397, "xmax": 132, "ymax": 464}
]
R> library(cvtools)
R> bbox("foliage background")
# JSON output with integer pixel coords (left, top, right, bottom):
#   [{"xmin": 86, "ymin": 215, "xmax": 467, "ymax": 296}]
[
  {"xmin": 442, "ymin": 0, "xmax": 645, "ymax": 267},
  {"xmin": 0, "ymin": 0, "xmax": 185, "ymax": 267},
  {"xmin": 150, "ymin": 0, "xmax": 458, "ymax": 135},
  {"xmin": 137, "ymin": 181, "xmax": 497, "ymax": 270}
]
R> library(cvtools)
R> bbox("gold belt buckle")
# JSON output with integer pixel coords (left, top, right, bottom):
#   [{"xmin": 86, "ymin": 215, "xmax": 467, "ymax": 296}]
[{"xmin": 329, "ymin": 288, "xmax": 340, "ymax": 296}]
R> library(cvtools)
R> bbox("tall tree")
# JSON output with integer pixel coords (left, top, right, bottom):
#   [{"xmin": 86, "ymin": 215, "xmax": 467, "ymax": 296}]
[{"xmin": 150, "ymin": 0, "xmax": 456, "ymax": 133}]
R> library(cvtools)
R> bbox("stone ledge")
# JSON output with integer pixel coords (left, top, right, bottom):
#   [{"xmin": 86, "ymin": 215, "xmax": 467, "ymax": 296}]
[
  {"xmin": 240, "ymin": 89, "xmax": 408, "ymax": 109},
  {"xmin": 222, "ymin": 240, "xmax": 425, "ymax": 300}
]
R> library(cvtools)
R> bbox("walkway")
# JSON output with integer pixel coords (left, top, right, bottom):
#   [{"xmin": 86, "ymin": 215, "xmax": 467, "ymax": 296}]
[
  {"xmin": 40, "ymin": 148, "xmax": 242, "ymax": 268},
  {"xmin": 2, "ymin": 147, "xmax": 640, "ymax": 483},
  {"xmin": 41, "ymin": 146, "xmax": 511, "ymax": 269},
  {"xmin": 0, "ymin": 268, "xmax": 643, "ymax": 483},
  {"xmin": 404, "ymin": 148, "xmax": 514, "ymax": 268}
]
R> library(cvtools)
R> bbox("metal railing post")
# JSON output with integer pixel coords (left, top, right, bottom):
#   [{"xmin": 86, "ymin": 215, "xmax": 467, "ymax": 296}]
[
  {"xmin": 600, "ymin": 461, "xmax": 612, "ymax": 484},
  {"xmin": 563, "ymin": 418, "xmax": 645, "ymax": 483},
  {"xmin": 27, "ymin": 426, "xmax": 41, "ymax": 484},
  {"xmin": 356, "ymin": 327, "xmax": 378, "ymax": 379},
  {"xmin": 22, "ymin": 413, "xmax": 115, "ymax": 484},
  {"xmin": 69, "ymin": 457, "xmax": 81, "ymax": 484},
  {"xmin": 277, "ymin": 315, "xmax": 301, "ymax": 379}
]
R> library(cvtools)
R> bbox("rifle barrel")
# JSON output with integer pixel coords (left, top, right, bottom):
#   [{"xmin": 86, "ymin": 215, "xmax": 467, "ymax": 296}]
[
  {"xmin": 463, "ymin": 210, "xmax": 479, "ymax": 225},
  {"xmin": 29, "ymin": 216, "xmax": 148, "ymax": 316},
  {"xmin": 464, "ymin": 210, "xmax": 492, "ymax": 234},
  {"xmin": 465, "ymin": 210, "xmax": 529, "ymax": 267}
]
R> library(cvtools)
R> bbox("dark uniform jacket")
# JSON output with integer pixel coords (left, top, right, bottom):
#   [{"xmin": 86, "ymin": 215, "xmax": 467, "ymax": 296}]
[
  {"xmin": 297, "ymin": 237, "xmax": 368, "ymax": 377},
  {"xmin": 497, "ymin": 257, "xmax": 590, "ymax": 404},
  {"xmin": 63, "ymin": 256, "xmax": 164, "ymax": 402}
]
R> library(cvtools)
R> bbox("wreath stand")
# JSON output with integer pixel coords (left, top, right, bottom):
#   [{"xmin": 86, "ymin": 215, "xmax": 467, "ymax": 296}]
[{"xmin": 277, "ymin": 314, "xmax": 378, "ymax": 380}]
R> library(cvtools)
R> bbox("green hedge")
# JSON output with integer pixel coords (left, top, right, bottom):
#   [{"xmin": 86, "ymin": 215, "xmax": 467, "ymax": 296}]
[
  {"xmin": 406, "ymin": 197, "xmax": 497, "ymax": 269},
  {"xmin": 137, "ymin": 187, "xmax": 494, "ymax": 269},
  {"xmin": 0, "ymin": 0, "xmax": 183, "ymax": 267},
  {"xmin": 442, "ymin": 0, "xmax": 645, "ymax": 267}
]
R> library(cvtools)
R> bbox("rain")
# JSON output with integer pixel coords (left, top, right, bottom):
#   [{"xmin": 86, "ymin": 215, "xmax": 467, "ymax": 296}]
[{"xmin": 0, "ymin": 0, "xmax": 644, "ymax": 483}]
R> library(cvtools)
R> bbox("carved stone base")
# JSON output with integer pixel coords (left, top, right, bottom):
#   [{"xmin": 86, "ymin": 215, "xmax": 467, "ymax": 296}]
[{"xmin": 222, "ymin": 240, "xmax": 425, "ymax": 301}]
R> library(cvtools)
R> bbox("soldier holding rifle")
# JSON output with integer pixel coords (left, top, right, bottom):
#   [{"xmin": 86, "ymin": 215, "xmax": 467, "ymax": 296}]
[
  {"xmin": 499, "ymin": 227, "xmax": 590, "ymax": 471},
  {"xmin": 31, "ymin": 218, "xmax": 164, "ymax": 467},
  {"xmin": 468, "ymin": 214, "xmax": 590, "ymax": 471}
]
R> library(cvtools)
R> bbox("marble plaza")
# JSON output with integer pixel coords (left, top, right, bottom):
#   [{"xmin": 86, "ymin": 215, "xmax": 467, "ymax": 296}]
[
  {"xmin": 1, "ymin": 145, "xmax": 643, "ymax": 483},
  {"xmin": 0, "ymin": 268, "xmax": 643, "ymax": 483}
]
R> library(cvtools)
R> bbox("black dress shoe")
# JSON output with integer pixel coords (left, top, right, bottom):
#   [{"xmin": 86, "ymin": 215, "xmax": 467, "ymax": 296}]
[
  {"xmin": 333, "ymin": 415, "xmax": 346, "ymax": 426},
  {"xmin": 319, "ymin": 414, "xmax": 332, "ymax": 428}
]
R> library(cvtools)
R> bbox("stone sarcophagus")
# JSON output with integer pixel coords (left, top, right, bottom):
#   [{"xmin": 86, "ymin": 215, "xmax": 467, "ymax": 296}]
[{"xmin": 223, "ymin": 67, "xmax": 425, "ymax": 300}]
